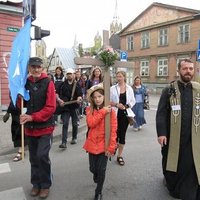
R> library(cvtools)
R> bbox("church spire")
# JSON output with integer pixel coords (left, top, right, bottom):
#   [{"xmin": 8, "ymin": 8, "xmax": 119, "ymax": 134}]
[
  {"xmin": 110, "ymin": 0, "xmax": 122, "ymax": 36},
  {"xmin": 113, "ymin": 0, "xmax": 119, "ymax": 23}
]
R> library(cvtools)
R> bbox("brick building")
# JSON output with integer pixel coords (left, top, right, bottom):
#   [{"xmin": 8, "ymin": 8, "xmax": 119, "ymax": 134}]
[
  {"xmin": 0, "ymin": 0, "xmax": 23, "ymax": 109},
  {"xmin": 119, "ymin": 2, "xmax": 200, "ymax": 93}
]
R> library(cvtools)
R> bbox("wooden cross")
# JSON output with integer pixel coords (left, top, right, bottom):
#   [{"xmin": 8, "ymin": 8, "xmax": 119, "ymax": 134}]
[{"xmin": 74, "ymin": 57, "xmax": 134, "ymax": 148}]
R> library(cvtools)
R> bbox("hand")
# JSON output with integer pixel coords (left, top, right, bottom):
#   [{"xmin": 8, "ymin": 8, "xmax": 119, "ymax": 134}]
[
  {"xmin": 104, "ymin": 105, "xmax": 111, "ymax": 113},
  {"xmin": 117, "ymin": 103, "xmax": 126, "ymax": 110},
  {"xmin": 58, "ymin": 99, "xmax": 65, "ymax": 107},
  {"xmin": 105, "ymin": 151, "xmax": 112, "ymax": 157},
  {"xmin": 158, "ymin": 136, "xmax": 167, "ymax": 147},
  {"xmin": 20, "ymin": 114, "xmax": 33, "ymax": 125},
  {"xmin": 77, "ymin": 97, "xmax": 82, "ymax": 103}
]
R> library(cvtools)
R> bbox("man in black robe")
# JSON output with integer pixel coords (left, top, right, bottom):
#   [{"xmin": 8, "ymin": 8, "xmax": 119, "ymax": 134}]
[{"xmin": 156, "ymin": 58, "xmax": 200, "ymax": 200}]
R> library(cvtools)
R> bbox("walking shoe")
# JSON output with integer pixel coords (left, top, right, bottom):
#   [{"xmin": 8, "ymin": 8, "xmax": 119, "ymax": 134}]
[
  {"xmin": 138, "ymin": 126, "xmax": 142, "ymax": 130},
  {"xmin": 133, "ymin": 128, "xmax": 138, "ymax": 131},
  {"xmin": 39, "ymin": 189, "xmax": 49, "ymax": 199},
  {"xmin": 94, "ymin": 193, "xmax": 103, "ymax": 200},
  {"xmin": 59, "ymin": 143, "xmax": 67, "ymax": 148},
  {"xmin": 70, "ymin": 139, "xmax": 77, "ymax": 144},
  {"xmin": 30, "ymin": 187, "xmax": 40, "ymax": 197}
]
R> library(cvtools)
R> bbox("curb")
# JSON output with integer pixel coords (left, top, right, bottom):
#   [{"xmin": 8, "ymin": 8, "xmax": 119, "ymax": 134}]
[{"xmin": 0, "ymin": 122, "xmax": 87, "ymax": 156}]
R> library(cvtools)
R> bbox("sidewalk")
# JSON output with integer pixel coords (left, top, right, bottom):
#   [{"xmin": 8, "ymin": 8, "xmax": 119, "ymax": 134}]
[
  {"xmin": 0, "ymin": 94, "xmax": 160, "ymax": 156},
  {"xmin": 0, "ymin": 115, "xmax": 87, "ymax": 156}
]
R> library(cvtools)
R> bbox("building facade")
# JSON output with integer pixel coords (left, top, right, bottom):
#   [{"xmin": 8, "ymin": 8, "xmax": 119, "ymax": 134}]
[
  {"xmin": 119, "ymin": 3, "xmax": 200, "ymax": 93},
  {"xmin": 0, "ymin": 1, "xmax": 23, "ymax": 108}
]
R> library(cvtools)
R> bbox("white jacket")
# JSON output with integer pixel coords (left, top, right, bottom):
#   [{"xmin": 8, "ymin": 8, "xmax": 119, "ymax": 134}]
[{"xmin": 110, "ymin": 83, "xmax": 136, "ymax": 113}]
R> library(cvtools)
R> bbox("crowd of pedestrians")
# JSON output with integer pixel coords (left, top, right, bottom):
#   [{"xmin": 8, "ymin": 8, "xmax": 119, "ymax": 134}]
[{"xmin": 3, "ymin": 57, "xmax": 200, "ymax": 200}]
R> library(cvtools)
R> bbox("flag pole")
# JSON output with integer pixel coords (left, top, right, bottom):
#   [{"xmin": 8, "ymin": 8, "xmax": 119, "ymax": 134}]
[{"xmin": 21, "ymin": 96, "xmax": 25, "ymax": 161}]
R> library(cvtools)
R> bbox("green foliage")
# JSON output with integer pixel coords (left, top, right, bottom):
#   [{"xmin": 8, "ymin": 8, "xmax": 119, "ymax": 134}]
[{"xmin": 98, "ymin": 47, "xmax": 119, "ymax": 67}]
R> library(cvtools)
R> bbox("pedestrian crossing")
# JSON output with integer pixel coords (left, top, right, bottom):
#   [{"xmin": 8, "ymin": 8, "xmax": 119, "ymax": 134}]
[{"xmin": 0, "ymin": 162, "xmax": 27, "ymax": 200}]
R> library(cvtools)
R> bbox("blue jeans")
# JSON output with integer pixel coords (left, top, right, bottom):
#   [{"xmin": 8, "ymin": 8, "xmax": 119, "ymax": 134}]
[{"xmin": 61, "ymin": 109, "xmax": 79, "ymax": 144}]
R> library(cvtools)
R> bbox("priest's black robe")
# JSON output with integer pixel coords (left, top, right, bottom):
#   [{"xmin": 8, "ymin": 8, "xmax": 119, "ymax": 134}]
[{"xmin": 156, "ymin": 81, "xmax": 200, "ymax": 200}]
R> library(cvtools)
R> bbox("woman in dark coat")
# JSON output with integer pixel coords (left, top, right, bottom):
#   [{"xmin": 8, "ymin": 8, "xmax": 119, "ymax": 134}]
[{"xmin": 6, "ymin": 101, "xmax": 27, "ymax": 161}]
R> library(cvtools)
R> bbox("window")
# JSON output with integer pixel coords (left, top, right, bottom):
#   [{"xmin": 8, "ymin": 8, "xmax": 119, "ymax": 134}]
[
  {"xmin": 141, "ymin": 32, "xmax": 150, "ymax": 48},
  {"xmin": 140, "ymin": 60, "xmax": 149, "ymax": 76},
  {"xmin": 157, "ymin": 58, "xmax": 168, "ymax": 76},
  {"xmin": 178, "ymin": 24, "xmax": 190, "ymax": 43},
  {"xmin": 158, "ymin": 28, "xmax": 168, "ymax": 46},
  {"xmin": 126, "ymin": 35, "xmax": 134, "ymax": 51}
]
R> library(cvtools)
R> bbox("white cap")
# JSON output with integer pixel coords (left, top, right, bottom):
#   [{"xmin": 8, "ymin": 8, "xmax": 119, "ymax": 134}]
[{"xmin": 66, "ymin": 68, "xmax": 75, "ymax": 74}]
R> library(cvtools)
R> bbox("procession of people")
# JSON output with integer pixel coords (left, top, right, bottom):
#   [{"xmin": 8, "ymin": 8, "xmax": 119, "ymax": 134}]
[{"xmin": 2, "ymin": 56, "xmax": 200, "ymax": 200}]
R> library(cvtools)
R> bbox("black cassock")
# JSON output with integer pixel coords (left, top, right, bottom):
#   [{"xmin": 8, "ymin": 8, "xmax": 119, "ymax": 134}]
[{"xmin": 156, "ymin": 81, "xmax": 200, "ymax": 200}]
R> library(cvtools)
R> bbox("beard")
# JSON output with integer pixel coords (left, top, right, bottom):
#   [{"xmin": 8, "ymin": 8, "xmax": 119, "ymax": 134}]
[{"xmin": 179, "ymin": 73, "xmax": 193, "ymax": 83}]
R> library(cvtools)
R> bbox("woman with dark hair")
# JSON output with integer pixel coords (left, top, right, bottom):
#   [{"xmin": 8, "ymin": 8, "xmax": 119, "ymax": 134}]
[
  {"xmin": 54, "ymin": 66, "xmax": 65, "ymax": 91},
  {"xmin": 54, "ymin": 66, "xmax": 65, "ymax": 123},
  {"xmin": 132, "ymin": 76, "xmax": 148, "ymax": 131},
  {"xmin": 86, "ymin": 67, "xmax": 103, "ymax": 90}
]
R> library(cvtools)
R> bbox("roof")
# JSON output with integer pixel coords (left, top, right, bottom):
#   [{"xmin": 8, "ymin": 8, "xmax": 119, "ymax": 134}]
[
  {"xmin": 50, "ymin": 47, "xmax": 79, "ymax": 70},
  {"xmin": 119, "ymin": 2, "xmax": 200, "ymax": 34}
]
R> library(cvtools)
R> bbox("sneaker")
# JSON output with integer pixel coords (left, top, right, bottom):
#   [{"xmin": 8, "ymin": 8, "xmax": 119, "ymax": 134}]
[
  {"xmin": 138, "ymin": 126, "xmax": 142, "ymax": 130},
  {"xmin": 70, "ymin": 139, "xmax": 77, "ymax": 144},
  {"xmin": 59, "ymin": 143, "xmax": 67, "ymax": 148},
  {"xmin": 30, "ymin": 187, "xmax": 40, "ymax": 197},
  {"xmin": 133, "ymin": 128, "xmax": 138, "ymax": 131},
  {"xmin": 39, "ymin": 189, "xmax": 49, "ymax": 199}
]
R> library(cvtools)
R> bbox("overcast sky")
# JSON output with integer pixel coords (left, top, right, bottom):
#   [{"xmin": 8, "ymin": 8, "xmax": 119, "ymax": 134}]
[{"xmin": 32, "ymin": 0, "xmax": 200, "ymax": 56}]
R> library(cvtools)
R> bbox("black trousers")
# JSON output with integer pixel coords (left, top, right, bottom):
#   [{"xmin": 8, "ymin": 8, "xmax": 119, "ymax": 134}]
[
  {"xmin": 117, "ymin": 111, "xmax": 129, "ymax": 144},
  {"xmin": 89, "ymin": 153, "xmax": 108, "ymax": 195},
  {"xmin": 28, "ymin": 134, "xmax": 52, "ymax": 189},
  {"xmin": 61, "ymin": 109, "xmax": 79, "ymax": 143}
]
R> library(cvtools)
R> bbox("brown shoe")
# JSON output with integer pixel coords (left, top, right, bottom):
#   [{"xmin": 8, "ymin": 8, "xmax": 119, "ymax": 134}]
[
  {"xmin": 30, "ymin": 187, "xmax": 40, "ymax": 196},
  {"xmin": 39, "ymin": 189, "xmax": 49, "ymax": 199}
]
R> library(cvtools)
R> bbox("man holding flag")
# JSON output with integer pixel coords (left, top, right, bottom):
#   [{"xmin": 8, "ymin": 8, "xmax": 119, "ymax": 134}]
[{"xmin": 19, "ymin": 57, "xmax": 56, "ymax": 199}]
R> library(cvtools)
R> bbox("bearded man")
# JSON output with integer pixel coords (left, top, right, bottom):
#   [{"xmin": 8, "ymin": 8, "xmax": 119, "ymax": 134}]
[{"xmin": 156, "ymin": 58, "xmax": 200, "ymax": 200}]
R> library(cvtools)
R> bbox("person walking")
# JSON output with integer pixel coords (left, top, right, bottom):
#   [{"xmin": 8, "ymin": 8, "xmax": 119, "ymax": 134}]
[
  {"xmin": 19, "ymin": 57, "xmax": 56, "ymax": 199},
  {"xmin": 3, "ymin": 100, "xmax": 27, "ymax": 161},
  {"xmin": 132, "ymin": 75, "xmax": 148, "ymax": 131},
  {"xmin": 83, "ymin": 83, "xmax": 117, "ymax": 200},
  {"xmin": 75, "ymin": 70, "xmax": 87, "ymax": 117},
  {"xmin": 57, "ymin": 68, "xmax": 83, "ymax": 148},
  {"xmin": 54, "ymin": 66, "xmax": 65, "ymax": 124},
  {"xmin": 110, "ymin": 70, "xmax": 135, "ymax": 166},
  {"xmin": 156, "ymin": 58, "xmax": 200, "ymax": 200},
  {"xmin": 86, "ymin": 66, "xmax": 103, "ymax": 90}
]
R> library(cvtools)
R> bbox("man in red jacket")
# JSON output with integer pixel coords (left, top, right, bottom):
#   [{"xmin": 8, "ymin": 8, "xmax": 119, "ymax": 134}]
[{"xmin": 20, "ymin": 57, "xmax": 56, "ymax": 199}]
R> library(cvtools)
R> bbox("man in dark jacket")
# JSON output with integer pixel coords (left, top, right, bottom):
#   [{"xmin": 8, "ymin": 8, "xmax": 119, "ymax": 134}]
[
  {"xmin": 57, "ymin": 68, "xmax": 82, "ymax": 148},
  {"xmin": 20, "ymin": 57, "xmax": 56, "ymax": 199}
]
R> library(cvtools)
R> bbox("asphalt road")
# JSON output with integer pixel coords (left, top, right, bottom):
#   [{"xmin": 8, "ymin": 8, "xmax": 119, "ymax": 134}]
[{"xmin": 0, "ymin": 106, "xmax": 178, "ymax": 200}]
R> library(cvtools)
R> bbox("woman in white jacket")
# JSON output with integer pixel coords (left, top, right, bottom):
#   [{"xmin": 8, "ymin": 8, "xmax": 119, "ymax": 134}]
[{"xmin": 110, "ymin": 71, "xmax": 135, "ymax": 166}]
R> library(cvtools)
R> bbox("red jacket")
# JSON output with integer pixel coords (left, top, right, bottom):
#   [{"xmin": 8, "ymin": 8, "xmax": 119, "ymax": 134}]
[
  {"xmin": 18, "ymin": 73, "xmax": 56, "ymax": 137},
  {"xmin": 83, "ymin": 107, "xmax": 117, "ymax": 155}
]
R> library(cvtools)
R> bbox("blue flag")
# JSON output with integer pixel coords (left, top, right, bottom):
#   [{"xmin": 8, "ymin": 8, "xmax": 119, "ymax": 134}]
[{"xmin": 8, "ymin": 17, "xmax": 31, "ymax": 105}]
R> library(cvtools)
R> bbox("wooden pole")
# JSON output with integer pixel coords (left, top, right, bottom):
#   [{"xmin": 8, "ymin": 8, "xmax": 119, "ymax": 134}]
[
  {"xmin": 104, "ymin": 67, "xmax": 111, "ymax": 148},
  {"xmin": 20, "ymin": 96, "xmax": 25, "ymax": 161}
]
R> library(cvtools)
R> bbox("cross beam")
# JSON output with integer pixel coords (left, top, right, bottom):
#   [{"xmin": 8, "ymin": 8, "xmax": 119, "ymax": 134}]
[
  {"xmin": 74, "ymin": 57, "xmax": 134, "ymax": 148},
  {"xmin": 74, "ymin": 57, "xmax": 133, "ymax": 68}
]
